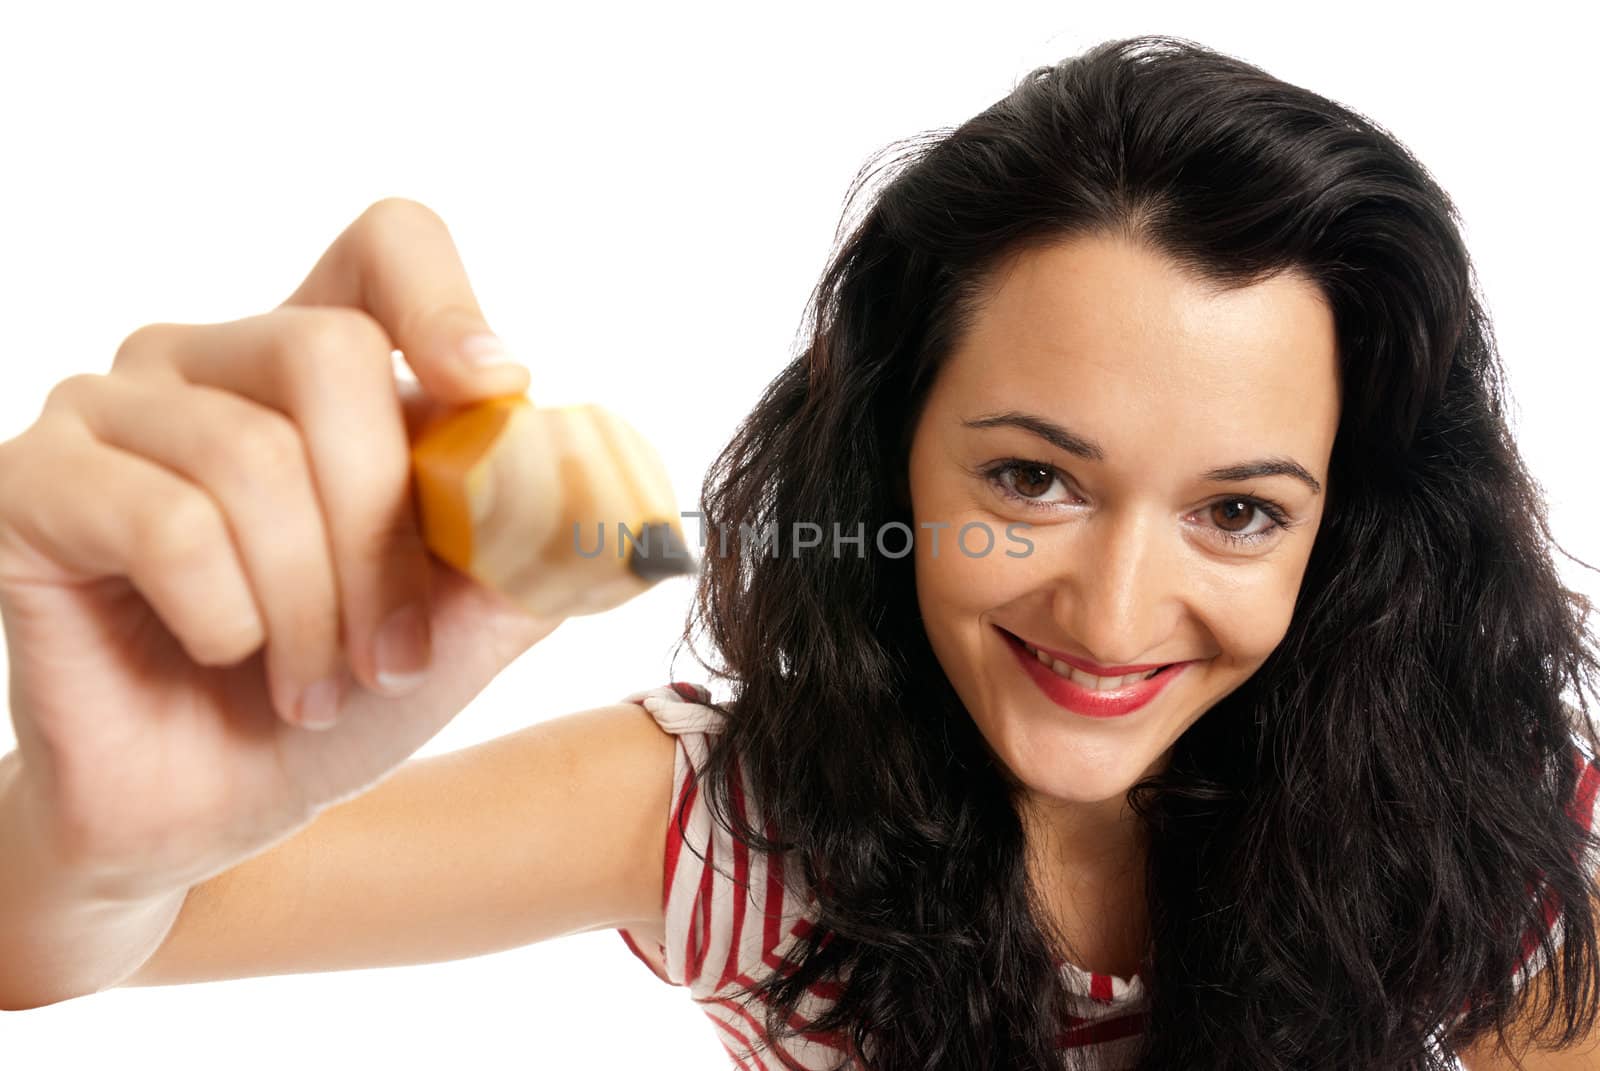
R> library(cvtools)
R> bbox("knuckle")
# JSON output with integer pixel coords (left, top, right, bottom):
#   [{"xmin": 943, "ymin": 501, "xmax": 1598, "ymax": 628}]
[
  {"xmin": 135, "ymin": 490, "xmax": 224, "ymax": 572},
  {"xmin": 40, "ymin": 372, "xmax": 103, "ymax": 415},
  {"xmin": 360, "ymin": 196, "xmax": 445, "ymax": 235},
  {"xmin": 230, "ymin": 408, "xmax": 307, "ymax": 481},
  {"xmin": 275, "ymin": 306, "xmax": 391, "ymax": 374},
  {"xmin": 111, "ymin": 322, "xmax": 175, "ymax": 374}
]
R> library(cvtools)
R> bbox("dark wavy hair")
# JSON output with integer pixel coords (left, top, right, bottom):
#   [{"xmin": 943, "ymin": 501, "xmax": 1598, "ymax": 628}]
[{"xmin": 665, "ymin": 33, "xmax": 1600, "ymax": 1070}]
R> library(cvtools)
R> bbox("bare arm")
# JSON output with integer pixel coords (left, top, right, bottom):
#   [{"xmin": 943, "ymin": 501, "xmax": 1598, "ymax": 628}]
[{"xmin": 119, "ymin": 700, "xmax": 675, "ymax": 986}]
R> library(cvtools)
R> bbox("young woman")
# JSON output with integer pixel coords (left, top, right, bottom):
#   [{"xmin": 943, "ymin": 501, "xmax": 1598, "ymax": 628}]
[{"xmin": 2, "ymin": 33, "xmax": 1596, "ymax": 1071}]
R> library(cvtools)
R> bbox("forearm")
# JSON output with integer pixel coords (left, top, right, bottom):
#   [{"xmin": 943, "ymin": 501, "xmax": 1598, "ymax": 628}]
[{"xmin": 0, "ymin": 749, "xmax": 190, "ymax": 1011}]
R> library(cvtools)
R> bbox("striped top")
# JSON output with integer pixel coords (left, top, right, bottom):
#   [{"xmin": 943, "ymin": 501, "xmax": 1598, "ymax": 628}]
[{"xmin": 615, "ymin": 681, "xmax": 1600, "ymax": 1070}]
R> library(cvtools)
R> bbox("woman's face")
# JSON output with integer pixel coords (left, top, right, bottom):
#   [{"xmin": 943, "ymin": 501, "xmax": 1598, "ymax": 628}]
[{"xmin": 906, "ymin": 233, "xmax": 1340, "ymax": 835}]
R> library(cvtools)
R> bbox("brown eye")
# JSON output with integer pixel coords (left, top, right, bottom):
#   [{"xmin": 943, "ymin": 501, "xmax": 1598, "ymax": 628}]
[
  {"xmin": 1199, "ymin": 495, "xmax": 1291, "ymax": 547},
  {"xmin": 979, "ymin": 460, "xmax": 1075, "ymax": 511},
  {"xmin": 1211, "ymin": 499, "xmax": 1258, "ymax": 532},
  {"xmin": 1011, "ymin": 464, "xmax": 1055, "ymax": 498}
]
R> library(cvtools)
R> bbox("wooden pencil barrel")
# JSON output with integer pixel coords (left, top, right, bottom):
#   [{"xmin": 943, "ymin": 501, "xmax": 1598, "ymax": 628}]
[{"xmin": 408, "ymin": 396, "xmax": 693, "ymax": 618}]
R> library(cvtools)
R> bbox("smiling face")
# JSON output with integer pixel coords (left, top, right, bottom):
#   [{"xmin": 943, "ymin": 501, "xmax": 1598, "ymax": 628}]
[{"xmin": 906, "ymin": 232, "xmax": 1340, "ymax": 864}]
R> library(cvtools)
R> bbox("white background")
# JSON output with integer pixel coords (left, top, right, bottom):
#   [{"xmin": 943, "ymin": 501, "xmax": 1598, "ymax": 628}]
[{"xmin": 1, "ymin": 2, "xmax": 1594, "ymax": 1068}]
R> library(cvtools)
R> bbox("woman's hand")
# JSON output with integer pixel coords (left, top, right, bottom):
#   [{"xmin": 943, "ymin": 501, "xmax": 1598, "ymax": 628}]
[{"xmin": 0, "ymin": 198, "xmax": 564, "ymax": 901}]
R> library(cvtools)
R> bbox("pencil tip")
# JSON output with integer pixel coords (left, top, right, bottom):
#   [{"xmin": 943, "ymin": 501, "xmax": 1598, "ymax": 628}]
[{"xmin": 627, "ymin": 521, "xmax": 699, "ymax": 581}]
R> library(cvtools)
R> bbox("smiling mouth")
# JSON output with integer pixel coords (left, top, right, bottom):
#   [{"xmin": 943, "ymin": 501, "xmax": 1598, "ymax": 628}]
[
  {"xmin": 996, "ymin": 625, "xmax": 1189, "ymax": 718},
  {"xmin": 997, "ymin": 627, "xmax": 1178, "ymax": 690}
]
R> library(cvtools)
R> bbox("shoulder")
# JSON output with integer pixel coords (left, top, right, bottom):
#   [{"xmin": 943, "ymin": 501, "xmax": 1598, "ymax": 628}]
[
  {"xmin": 615, "ymin": 681, "xmax": 820, "ymax": 1000},
  {"xmin": 620, "ymin": 680, "xmax": 727, "ymax": 735}
]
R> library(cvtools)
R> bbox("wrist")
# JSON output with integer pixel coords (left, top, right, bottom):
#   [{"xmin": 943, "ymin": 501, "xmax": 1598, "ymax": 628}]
[{"xmin": 0, "ymin": 750, "xmax": 190, "ymax": 1009}]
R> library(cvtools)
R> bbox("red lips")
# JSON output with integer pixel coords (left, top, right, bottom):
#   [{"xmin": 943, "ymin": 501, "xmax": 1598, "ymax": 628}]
[{"xmin": 999, "ymin": 627, "xmax": 1188, "ymax": 719}]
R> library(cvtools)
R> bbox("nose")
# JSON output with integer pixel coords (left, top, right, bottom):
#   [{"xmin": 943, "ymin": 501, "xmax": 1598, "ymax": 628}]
[{"xmin": 1048, "ymin": 505, "xmax": 1181, "ymax": 667}]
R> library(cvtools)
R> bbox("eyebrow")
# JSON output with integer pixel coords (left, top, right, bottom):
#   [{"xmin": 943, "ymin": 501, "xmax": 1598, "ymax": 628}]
[{"xmin": 962, "ymin": 410, "xmax": 1323, "ymax": 495}]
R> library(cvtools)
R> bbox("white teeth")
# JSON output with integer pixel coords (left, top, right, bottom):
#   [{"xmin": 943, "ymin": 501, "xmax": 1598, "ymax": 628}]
[{"xmin": 1023, "ymin": 642, "xmax": 1161, "ymax": 690}]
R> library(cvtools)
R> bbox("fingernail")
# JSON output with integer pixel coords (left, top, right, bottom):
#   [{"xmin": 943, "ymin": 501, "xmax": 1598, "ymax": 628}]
[
  {"xmin": 458, "ymin": 332, "xmax": 525, "ymax": 371},
  {"xmin": 300, "ymin": 676, "xmax": 343, "ymax": 730},
  {"xmin": 374, "ymin": 603, "xmax": 431, "ymax": 696}
]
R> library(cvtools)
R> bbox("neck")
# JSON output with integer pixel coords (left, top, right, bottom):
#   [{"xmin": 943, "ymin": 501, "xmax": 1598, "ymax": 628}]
[
  {"xmin": 1020, "ymin": 790, "xmax": 1147, "ymax": 879},
  {"xmin": 1015, "ymin": 764, "xmax": 1161, "ymax": 979},
  {"xmin": 1017, "ymin": 744, "xmax": 1168, "ymax": 878}
]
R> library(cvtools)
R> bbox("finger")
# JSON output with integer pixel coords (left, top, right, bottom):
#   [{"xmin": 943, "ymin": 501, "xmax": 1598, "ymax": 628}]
[
  {"xmin": 54, "ymin": 372, "xmax": 345, "ymax": 730},
  {"xmin": 113, "ymin": 309, "xmax": 436, "ymax": 705},
  {"xmin": 0, "ymin": 409, "xmax": 265, "ymax": 678},
  {"xmin": 279, "ymin": 197, "xmax": 531, "ymax": 408}
]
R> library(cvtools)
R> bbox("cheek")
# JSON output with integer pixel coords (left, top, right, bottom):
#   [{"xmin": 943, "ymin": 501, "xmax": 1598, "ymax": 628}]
[
  {"xmin": 908, "ymin": 455, "xmax": 1041, "ymax": 619},
  {"xmin": 914, "ymin": 536, "xmax": 1031, "ymax": 611},
  {"xmin": 912, "ymin": 526, "xmax": 1054, "ymax": 693},
  {"xmin": 913, "ymin": 540, "xmax": 980, "ymax": 652},
  {"xmin": 1196, "ymin": 564, "xmax": 1304, "ymax": 668},
  {"xmin": 909, "ymin": 474, "xmax": 1045, "ymax": 620}
]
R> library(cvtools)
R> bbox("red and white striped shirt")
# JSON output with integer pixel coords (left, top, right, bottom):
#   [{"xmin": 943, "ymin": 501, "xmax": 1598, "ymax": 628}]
[{"xmin": 615, "ymin": 681, "xmax": 1600, "ymax": 1070}]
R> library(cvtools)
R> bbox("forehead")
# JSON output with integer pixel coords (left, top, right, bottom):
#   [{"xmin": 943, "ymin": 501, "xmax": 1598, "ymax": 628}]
[{"xmin": 930, "ymin": 234, "xmax": 1340, "ymax": 461}]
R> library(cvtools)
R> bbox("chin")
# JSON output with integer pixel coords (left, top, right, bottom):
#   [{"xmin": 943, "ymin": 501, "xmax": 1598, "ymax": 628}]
[{"xmin": 977, "ymin": 700, "xmax": 1165, "ymax": 804}]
